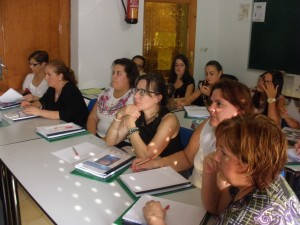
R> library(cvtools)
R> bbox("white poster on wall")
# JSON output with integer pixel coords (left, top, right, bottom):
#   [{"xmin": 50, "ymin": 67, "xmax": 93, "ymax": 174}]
[{"xmin": 252, "ymin": 2, "xmax": 267, "ymax": 22}]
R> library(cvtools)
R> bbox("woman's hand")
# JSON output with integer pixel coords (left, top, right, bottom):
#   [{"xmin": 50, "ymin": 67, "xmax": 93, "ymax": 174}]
[
  {"xmin": 23, "ymin": 106, "xmax": 42, "ymax": 116},
  {"xmin": 23, "ymin": 94, "xmax": 34, "ymax": 102},
  {"xmin": 203, "ymin": 152, "xmax": 218, "ymax": 174},
  {"xmin": 116, "ymin": 105, "xmax": 140, "ymax": 120},
  {"xmin": 295, "ymin": 139, "xmax": 300, "ymax": 155},
  {"xmin": 123, "ymin": 115, "xmax": 138, "ymax": 129},
  {"xmin": 216, "ymin": 172, "xmax": 231, "ymax": 191},
  {"xmin": 199, "ymin": 83, "xmax": 211, "ymax": 96},
  {"xmin": 20, "ymin": 100, "xmax": 31, "ymax": 108},
  {"xmin": 143, "ymin": 200, "xmax": 166, "ymax": 225},
  {"xmin": 132, "ymin": 157, "xmax": 161, "ymax": 172},
  {"xmin": 262, "ymin": 82, "xmax": 278, "ymax": 99}
]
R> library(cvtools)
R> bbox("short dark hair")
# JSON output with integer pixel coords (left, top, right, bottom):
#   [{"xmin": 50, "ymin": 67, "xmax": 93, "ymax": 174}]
[
  {"xmin": 132, "ymin": 55, "xmax": 146, "ymax": 67},
  {"xmin": 169, "ymin": 54, "xmax": 193, "ymax": 84},
  {"xmin": 48, "ymin": 60, "xmax": 77, "ymax": 85},
  {"xmin": 206, "ymin": 60, "xmax": 223, "ymax": 72},
  {"xmin": 28, "ymin": 50, "xmax": 49, "ymax": 63},
  {"xmin": 113, "ymin": 58, "xmax": 139, "ymax": 88},
  {"xmin": 135, "ymin": 73, "xmax": 168, "ymax": 106}
]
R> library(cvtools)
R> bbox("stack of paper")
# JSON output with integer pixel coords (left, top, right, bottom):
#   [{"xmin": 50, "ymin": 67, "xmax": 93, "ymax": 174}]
[
  {"xmin": 120, "ymin": 167, "xmax": 192, "ymax": 197},
  {"xmin": 282, "ymin": 127, "xmax": 300, "ymax": 145},
  {"xmin": 74, "ymin": 142, "xmax": 135, "ymax": 179},
  {"xmin": 184, "ymin": 106, "xmax": 210, "ymax": 119},
  {"xmin": 0, "ymin": 88, "xmax": 23, "ymax": 110},
  {"xmin": 36, "ymin": 122, "xmax": 86, "ymax": 140},
  {"xmin": 122, "ymin": 195, "xmax": 205, "ymax": 225},
  {"xmin": 3, "ymin": 110, "xmax": 38, "ymax": 121}
]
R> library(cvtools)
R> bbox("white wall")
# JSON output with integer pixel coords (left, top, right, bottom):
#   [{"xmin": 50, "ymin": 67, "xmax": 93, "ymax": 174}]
[{"xmin": 71, "ymin": 0, "xmax": 144, "ymax": 89}]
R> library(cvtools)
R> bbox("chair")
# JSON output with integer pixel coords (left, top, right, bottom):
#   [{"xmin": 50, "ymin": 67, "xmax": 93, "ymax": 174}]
[
  {"xmin": 179, "ymin": 127, "xmax": 193, "ymax": 148},
  {"xmin": 87, "ymin": 98, "xmax": 97, "ymax": 112}
]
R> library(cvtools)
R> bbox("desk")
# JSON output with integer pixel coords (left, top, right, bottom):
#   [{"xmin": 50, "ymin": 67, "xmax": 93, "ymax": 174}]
[
  {"xmin": 174, "ymin": 110, "xmax": 206, "ymax": 130},
  {"xmin": 0, "ymin": 134, "xmax": 206, "ymax": 225},
  {"xmin": 0, "ymin": 108, "xmax": 64, "ymax": 146}
]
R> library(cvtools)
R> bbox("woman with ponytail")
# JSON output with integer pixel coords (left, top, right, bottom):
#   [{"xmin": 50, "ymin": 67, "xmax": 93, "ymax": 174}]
[{"xmin": 21, "ymin": 60, "xmax": 88, "ymax": 127}]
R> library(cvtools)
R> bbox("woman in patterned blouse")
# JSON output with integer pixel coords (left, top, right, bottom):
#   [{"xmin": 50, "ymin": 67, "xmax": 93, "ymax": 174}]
[{"xmin": 86, "ymin": 58, "xmax": 138, "ymax": 138}]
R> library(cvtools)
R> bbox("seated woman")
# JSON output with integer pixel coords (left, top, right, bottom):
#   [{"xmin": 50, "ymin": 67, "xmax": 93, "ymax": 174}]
[
  {"xmin": 252, "ymin": 70, "xmax": 300, "ymax": 128},
  {"xmin": 106, "ymin": 73, "xmax": 182, "ymax": 159},
  {"xmin": 21, "ymin": 60, "xmax": 88, "ymax": 127},
  {"xmin": 22, "ymin": 50, "xmax": 49, "ymax": 101},
  {"xmin": 143, "ymin": 114, "xmax": 300, "ymax": 225},
  {"xmin": 132, "ymin": 55, "xmax": 146, "ymax": 76},
  {"xmin": 177, "ymin": 60, "xmax": 223, "ymax": 107},
  {"xmin": 132, "ymin": 80, "xmax": 254, "ymax": 188},
  {"xmin": 87, "ymin": 58, "xmax": 138, "ymax": 138},
  {"xmin": 167, "ymin": 54, "xmax": 194, "ymax": 109}
]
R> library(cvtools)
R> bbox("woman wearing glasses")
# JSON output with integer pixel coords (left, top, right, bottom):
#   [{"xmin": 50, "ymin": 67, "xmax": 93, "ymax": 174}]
[
  {"xmin": 87, "ymin": 58, "xmax": 138, "ymax": 138},
  {"xmin": 106, "ymin": 73, "xmax": 182, "ymax": 159},
  {"xmin": 22, "ymin": 50, "xmax": 49, "ymax": 101}
]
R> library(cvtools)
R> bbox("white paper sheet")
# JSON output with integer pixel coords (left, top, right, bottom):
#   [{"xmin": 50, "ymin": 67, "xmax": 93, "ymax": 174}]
[
  {"xmin": 252, "ymin": 2, "xmax": 267, "ymax": 22},
  {"xmin": 0, "ymin": 88, "xmax": 23, "ymax": 103}
]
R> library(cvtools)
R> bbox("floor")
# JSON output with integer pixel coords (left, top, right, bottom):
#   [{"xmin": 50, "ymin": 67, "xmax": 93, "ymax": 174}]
[{"xmin": 18, "ymin": 184, "xmax": 54, "ymax": 225}]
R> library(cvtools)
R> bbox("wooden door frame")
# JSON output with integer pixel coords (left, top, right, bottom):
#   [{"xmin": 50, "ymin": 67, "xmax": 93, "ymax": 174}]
[{"xmin": 144, "ymin": 0, "xmax": 197, "ymax": 74}]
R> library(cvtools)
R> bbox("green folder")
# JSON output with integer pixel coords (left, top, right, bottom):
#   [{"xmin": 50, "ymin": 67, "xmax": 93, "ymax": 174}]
[
  {"xmin": 37, "ymin": 130, "xmax": 89, "ymax": 142},
  {"xmin": 70, "ymin": 164, "xmax": 131, "ymax": 183}
]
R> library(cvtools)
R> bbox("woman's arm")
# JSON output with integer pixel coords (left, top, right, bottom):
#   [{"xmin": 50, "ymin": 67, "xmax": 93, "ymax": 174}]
[
  {"xmin": 262, "ymin": 83, "xmax": 281, "ymax": 125},
  {"xmin": 132, "ymin": 120, "xmax": 206, "ymax": 171},
  {"xmin": 23, "ymin": 106, "xmax": 60, "ymax": 119},
  {"xmin": 86, "ymin": 104, "xmax": 99, "ymax": 134},
  {"xmin": 184, "ymin": 83, "xmax": 194, "ymax": 99}
]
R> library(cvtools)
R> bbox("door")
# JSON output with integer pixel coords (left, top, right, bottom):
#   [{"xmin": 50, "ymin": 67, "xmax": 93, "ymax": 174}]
[
  {"xmin": 0, "ymin": 0, "xmax": 70, "ymax": 94},
  {"xmin": 143, "ymin": 0, "xmax": 197, "ymax": 79}
]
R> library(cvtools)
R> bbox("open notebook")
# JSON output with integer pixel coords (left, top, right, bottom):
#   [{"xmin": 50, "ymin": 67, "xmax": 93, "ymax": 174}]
[
  {"xmin": 184, "ymin": 106, "xmax": 209, "ymax": 119},
  {"xmin": 120, "ymin": 167, "xmax": 192, "ymax": 197},
  {"xmin": 122, "ymin": 195, "xmax": 205, "ymax": 225}
]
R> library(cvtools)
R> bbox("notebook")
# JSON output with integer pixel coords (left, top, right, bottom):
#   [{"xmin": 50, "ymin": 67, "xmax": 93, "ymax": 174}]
[
  {"xmin": 0, "ymin": 88, "xmax": 23, "ymax": 103},
  {"xmin": 74, "ymin": 142, "xmax": 135, "ymax": 179},
  {"xmin": 184, "ymin": 106, "xmax": 210, "ymax": 119},
  {"xmin": 119, "ymin": 167, "xmax": 192, "ymax": 197},
  {"xmin": 3, "ymin": 110, "xmax": 38, "ymax": 121},
  {"xmin": 122, "ymin": 195, "xmax": 205, "ymax": 225},
  {"xmin": 36, "ymin": 122, "xmax": 86, "ymax": 140},
  {"xmin": 282, "ymin": 127, "xmax": 300, "ymax": 145}
]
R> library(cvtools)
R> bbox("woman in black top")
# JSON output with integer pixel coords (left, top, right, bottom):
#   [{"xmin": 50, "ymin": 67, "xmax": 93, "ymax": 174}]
[
  {"xmin": 106, "ymin": 74, "xmax": 182, "ymax": 159},
  {"xmin": 167, "ymin": 54, "xmax": 194, "ymax": 109},
  {"xmin": 21, "ymin": 60, "xmax": 88, "ymax": 127}
]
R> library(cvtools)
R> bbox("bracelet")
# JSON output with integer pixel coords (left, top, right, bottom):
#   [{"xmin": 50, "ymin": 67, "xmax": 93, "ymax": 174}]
[{"xmin": 127, "ymin": 127, "xmax": 139, "ymax": 138}]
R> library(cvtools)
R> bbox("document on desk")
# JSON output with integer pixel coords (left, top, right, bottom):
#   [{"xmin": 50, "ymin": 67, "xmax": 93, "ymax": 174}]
[
  {"xmin": 120, "ymin": 167, "xmax": 192, "ymax": 197},
  {"xmin": 184, "ymin": 106, "xmax": 209, "ymax": 119},
  {"xmin": 121, "ymin": 195, "xmax": 205, "ymax": 225},
  {"xmin": 3, "ymin": 110, "xmax": 38, "ymax": 121},
  {"xmin": 0, "ymin": 88, "xmax": 23, "ymax": 103},
  {"xmin": 282, "ymin": 127, "xmax": 300, "ymax": 145},
  {"xmin": 287, "ymin": 148, "xmax": 300, "ymax": 162}
]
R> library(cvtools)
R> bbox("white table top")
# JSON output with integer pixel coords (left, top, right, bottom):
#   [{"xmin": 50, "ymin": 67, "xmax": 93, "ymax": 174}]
[
  {"xmin": 0, "ymin": 107, "xmax": 64, "ymax": 146},
  {"xmin": 0, "ymin": 134, "xmax": 205, "ymax": 225}
]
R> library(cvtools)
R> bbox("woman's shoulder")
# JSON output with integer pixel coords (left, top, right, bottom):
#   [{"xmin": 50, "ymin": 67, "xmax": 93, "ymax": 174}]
[{"xmin": 183, "ymin": 74, "xmax": 195, "ymax": 84}]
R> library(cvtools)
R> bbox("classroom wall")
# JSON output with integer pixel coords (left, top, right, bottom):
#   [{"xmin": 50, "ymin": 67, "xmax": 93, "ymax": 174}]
[{"xmin": 71, "ymin": 0, "xmax": 144, "ymax": 89}]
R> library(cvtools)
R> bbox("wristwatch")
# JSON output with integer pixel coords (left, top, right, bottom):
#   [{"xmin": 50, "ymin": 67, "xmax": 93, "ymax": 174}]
[{"xmin": 267, "ymin": 98, "xmax": 276, "ymax": 104}]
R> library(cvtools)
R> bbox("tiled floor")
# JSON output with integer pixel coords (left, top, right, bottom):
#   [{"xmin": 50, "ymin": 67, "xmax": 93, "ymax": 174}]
[{"xmin": 18, "ymin": 184, "xmax": 54, "ymax": 225}]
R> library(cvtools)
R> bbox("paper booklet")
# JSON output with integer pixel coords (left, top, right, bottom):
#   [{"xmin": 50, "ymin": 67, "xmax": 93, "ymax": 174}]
[
  {"xmin": 122, "ymin": 195, "xmax": 205, "ymax": 225},
  {"xmin": 184, "ymin": 106, "xmax": 210, "ymax": 119},
  {"xmin": 120, "ymin": 167, "xmax": 192, "ymax": 197},
  {"xmin": 0, "ymin": 101, "xmax": 21, "ymax": 110},
  {"xmin": 36, "ymin": 122, "xmax": 86, "ymax": 139},
  {"xmin": 73, "ymin": 142, "xmax": 135, "ymax": 179},
  {"xmin": 3, "ymin": 110, "xmax": 38, "ymax": 121},
  {"xmin": 0, "ymin": 88, "xmax": 23, "ymax": 103}
]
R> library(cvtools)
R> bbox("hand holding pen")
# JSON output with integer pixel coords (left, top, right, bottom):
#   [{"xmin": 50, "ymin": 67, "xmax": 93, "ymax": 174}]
[
  {"xmin": 143, "ymin": 200, "xmax": 169, "ymax": 225},
  {"xmin": 131, "ymin": 156, "xmax": 160, "ymax": 172}
]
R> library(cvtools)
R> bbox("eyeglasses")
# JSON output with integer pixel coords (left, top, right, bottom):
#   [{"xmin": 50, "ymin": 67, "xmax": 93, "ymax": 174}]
[
  {"xmin": 29, "ymin": 62, "xmax": 40, "ymax": 67},
  {"xmin": 134, "ymin": 88, "xmax": 160, "ymax": 97}
]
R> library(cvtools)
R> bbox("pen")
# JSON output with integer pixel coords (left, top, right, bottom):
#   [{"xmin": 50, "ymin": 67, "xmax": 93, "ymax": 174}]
[
  {"xmin": 72, "ymin": 146, "xmax": 79, "ymax": 156},
  {"xmin": 135, "ymin": 155, "xmax": 156, "ymax": 166}
]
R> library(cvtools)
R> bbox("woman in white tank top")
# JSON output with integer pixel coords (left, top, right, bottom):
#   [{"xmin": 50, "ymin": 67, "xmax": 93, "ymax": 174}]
[{"xmin": 132, "ymin": 79, "xmax": 254, "ymax": 188}]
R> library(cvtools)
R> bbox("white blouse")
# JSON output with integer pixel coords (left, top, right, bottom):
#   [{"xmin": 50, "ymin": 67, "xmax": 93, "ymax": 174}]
[{"xmin": 22, "ymin": 73, "xmax": 48, "ymax": 97}]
